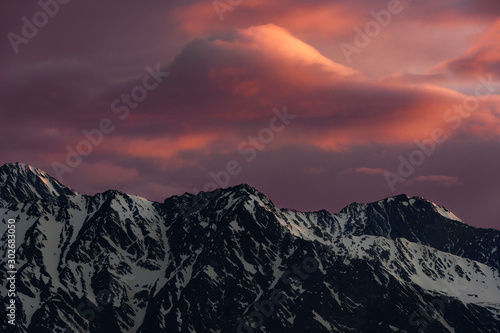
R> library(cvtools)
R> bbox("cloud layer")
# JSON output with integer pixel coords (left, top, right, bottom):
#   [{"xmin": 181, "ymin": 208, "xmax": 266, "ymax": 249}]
[{"xmin": 1, "ymin": 0, "xmax": 499, "ymax": 229}]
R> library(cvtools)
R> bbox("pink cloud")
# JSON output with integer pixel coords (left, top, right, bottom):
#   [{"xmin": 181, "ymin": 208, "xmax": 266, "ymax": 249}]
[
  {"xmin": 413, "ymin": 175, "xmax": 462, "ymax": 186},
  {"xmin": 431, "ymin": 19, "xmax": 500, "ymax": 80}
]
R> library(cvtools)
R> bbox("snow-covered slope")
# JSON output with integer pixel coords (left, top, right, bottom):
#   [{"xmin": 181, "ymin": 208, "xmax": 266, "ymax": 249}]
[
  {"xmin": 0, "ymin": 163, "xmax": 498, "ymax": 333},
  {"xmin": 0, "ymin": 162, "xmax": 76, "ymax": 205}
]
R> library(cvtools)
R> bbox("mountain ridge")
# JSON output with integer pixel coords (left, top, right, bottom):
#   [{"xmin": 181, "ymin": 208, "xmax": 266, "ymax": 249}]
[
  {"xmin": 0, "ymin": 162, "xmax": 499, "ymax": 332},
  {"xmin": 0, "ymin": 162, "xmax": 475, "ymax": 227}
]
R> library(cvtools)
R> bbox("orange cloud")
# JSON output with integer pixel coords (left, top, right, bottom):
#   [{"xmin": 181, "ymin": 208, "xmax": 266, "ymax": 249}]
[
  {"xmin": 233, "ymin": 24, "xmax": 357, "ymax": 77},
  {"xmin": 98, "ymin": 24, "xmax": 499, "ymax": 159},
  {"xmin": 31, "ymin": 23, "xmax": 499, "ymax": 175},
  {"xmin": 105, "ymin": 133, "xmax": 227, "ymax": 162}
]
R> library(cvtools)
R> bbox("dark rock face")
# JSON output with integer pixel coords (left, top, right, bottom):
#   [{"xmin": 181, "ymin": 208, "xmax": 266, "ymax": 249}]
[{"xmin": 0, "ymin": 163, "xmax": 499, "ymax": 333}]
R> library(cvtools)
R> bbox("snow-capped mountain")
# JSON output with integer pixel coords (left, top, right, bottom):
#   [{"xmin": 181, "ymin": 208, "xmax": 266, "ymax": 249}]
[
  {"xmin": 0, "ymin": 162, "xmax": 499, "ymax": 333},
  {"xmin": 0, "ymin": 162, "xmax": 76, "ymax": 204}
]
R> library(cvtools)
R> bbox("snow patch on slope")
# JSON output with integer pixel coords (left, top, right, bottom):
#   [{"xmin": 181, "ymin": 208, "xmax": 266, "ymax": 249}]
[{"xmin": 432, "ymin": 203, "xmax": 462, "ymax": 222}]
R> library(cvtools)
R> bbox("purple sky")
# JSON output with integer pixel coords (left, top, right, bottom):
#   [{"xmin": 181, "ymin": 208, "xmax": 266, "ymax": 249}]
[{"xmin": 1, "ymin": 0, "xmax": 499, "ymax": 229}]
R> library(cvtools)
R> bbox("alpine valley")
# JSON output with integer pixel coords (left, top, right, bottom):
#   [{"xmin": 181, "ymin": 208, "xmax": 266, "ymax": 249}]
[{"xmin": 0, "ymin": 162, "xmax": 499, "ymax": 333}]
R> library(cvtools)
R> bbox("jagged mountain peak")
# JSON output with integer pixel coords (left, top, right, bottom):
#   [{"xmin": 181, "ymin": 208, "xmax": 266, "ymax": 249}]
[
  {"xmin": 0, "ymin": 162, "xmax": 77, "ymax": 204},
  {"xmin": 338, "ymin": 193, "xmax": 463, "ymax": 223},
  {"xmin": 163, "ymin": 183, "xmax": 272, "ymax": 215},
  {"xmin": 194, "ymin": 183, "xmax": 264, "ymax": 200},
  {"xmin": 1, "ymin": 162, "xmax": 43, "ymax": 176},
  {"xmin": 384, "ymin": 194, "xmax": 464, "ymax": 223},
  {"xmin": 228, "ymin": 182, "xmax": 260, "ymax": 194}
]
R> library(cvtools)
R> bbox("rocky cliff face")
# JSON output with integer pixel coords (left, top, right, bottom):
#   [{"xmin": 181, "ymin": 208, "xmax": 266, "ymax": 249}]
[{"xmin": 0, "ymin": 163, "xmax": 499, "ymax": 332}]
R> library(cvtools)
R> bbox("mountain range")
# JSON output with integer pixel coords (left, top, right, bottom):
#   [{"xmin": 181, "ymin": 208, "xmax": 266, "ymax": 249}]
[{"xmin": 0, "ymin": 162, "xmax": 499, "ymax": 332}]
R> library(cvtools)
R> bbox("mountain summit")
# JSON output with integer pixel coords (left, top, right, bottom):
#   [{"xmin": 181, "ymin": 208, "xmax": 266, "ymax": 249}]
[
  {"xmin": 0, "ymin": 163, "xmax": 499, "ymax": 333},
  {"xmin": 0, "ymin": 162, "xmax": 76, "ymax": 204}
]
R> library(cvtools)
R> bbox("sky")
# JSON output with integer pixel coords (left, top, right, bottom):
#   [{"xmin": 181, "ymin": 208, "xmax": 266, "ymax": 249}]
[{"xmin": 0, "ymin": 0, "xmax": 499, "ymax": 229}]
